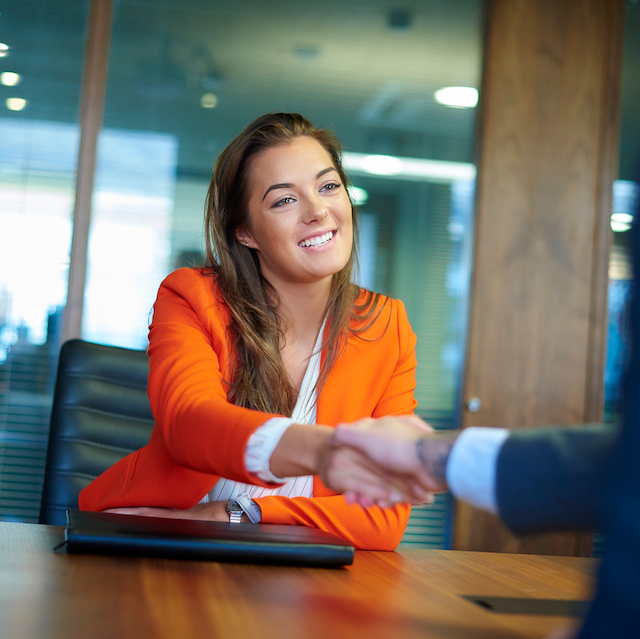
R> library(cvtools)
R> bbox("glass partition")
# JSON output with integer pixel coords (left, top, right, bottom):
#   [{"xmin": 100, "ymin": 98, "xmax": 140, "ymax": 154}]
[
  {"xmin": 0, "ymin": 0, "xmax": 86, "ymax": 521},
  {"xmin": 89, "ymin": 0, "xmax": 483, "ymax": 547}
]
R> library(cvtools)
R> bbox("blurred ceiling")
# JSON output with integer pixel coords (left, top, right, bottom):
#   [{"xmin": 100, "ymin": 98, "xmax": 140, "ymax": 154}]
[
  {"xmin": 0, "ymin": 0, "xmax": 638, "ymax": 179},
  {"xmin": 0, "ymin": 0, "xmax": 482, "ymax": 174}
]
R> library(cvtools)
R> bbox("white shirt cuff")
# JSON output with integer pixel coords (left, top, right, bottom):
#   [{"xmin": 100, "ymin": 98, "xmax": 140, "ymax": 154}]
[
  {"xmin": 245, "ymin": 417, "xmax": 295, "ymax": 484},
  {"xmin": 445, "ymin": 427, "xmax": 510, "ymax": 515}
]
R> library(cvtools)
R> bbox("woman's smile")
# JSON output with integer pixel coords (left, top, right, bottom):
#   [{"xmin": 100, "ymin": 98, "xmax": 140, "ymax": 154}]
[{"xmin": 298, "ymin": 229, "xmax": 336, "ymax": 249}]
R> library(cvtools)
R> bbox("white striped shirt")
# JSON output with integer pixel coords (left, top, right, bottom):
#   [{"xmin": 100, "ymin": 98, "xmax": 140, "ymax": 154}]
[{"xmin": 198, "ymin": 317, "xmax": 327, "ymax": 513}]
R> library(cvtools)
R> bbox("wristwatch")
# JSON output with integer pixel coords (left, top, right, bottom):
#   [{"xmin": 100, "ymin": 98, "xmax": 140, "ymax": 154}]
[{"xmin": 226, "ymin": 498, "xmax": 244, "ymax": 523}]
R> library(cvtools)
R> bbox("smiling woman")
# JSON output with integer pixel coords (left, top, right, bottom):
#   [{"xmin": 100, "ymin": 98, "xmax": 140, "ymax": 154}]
[{"xmin": 78, "ymin": 113, "xmax": 422, "ymax": 551}]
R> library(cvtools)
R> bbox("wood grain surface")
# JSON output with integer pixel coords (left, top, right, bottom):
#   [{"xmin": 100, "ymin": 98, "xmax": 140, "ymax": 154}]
[
  {"xmin": 456, "ymin": 0, "xmax": 624, "ymax": 555},
  {"xmin": 0, "ymin": 523, "xmax": 597, "ymax": 639}
]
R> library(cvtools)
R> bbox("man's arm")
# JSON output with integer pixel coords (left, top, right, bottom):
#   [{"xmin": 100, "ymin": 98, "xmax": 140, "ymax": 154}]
[
  {"xmin": 329, "ymin": 418, "xmax": 618, "ymax": 535},
  {"xmin": 496, "ymin": 425, "xmax": 618, "ymax": 534}
]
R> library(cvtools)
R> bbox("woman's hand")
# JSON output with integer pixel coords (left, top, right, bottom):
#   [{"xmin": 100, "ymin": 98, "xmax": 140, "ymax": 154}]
[
  {"xmin": 103, "ymin": 501, "xmax": 249, "ymax": 523},
  {"xmin": 320, "ymin": 415, "xmax": 454, "ymax": 507},
  {"xmin": 317, "ymin": 440, "xmax": 434, "ymax": 508}
]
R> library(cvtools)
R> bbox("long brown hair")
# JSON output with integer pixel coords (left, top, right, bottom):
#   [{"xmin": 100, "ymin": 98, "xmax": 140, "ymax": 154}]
[{"xmin": 204, "ymin": 113, "xmax": 385, "ymax": 416}]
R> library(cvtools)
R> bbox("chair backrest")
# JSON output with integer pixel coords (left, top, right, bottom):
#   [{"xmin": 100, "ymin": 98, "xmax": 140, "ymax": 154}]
[{"xmin": 39, "ymin": 339, "xmax": 155, "ymax": 525}]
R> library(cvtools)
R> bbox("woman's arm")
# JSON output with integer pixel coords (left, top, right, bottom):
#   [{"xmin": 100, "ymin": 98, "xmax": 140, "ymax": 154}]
[
  {"xmin": 146, "ymin": 269, "xmax": 285, "ymax": 485},
  {"xmin": 254, "ymin": 298, "xmax": 419, "ymax": 550}
]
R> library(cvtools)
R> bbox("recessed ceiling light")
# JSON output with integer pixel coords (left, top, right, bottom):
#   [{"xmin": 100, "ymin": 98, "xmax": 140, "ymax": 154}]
[
  {"xmin": 201, "ymin": 93, "xmax": 218, "ymax": 109},
  {"xmin": 1, "ymin": 72, "xmax": 21, "ymax": 86},
  {"xmin": 434, "ymin": 86, "xmax": 479, "ymax": 109},
  {"xmin": 0, "ymin": 42, "xmax": 10, "ymax": 58},
  {"xmin": 6, "ymin": 97, "xmax": 27, "ymax": 111}
]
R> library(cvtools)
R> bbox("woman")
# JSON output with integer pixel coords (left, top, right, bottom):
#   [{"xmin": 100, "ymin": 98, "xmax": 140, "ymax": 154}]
[{"xmin": 79, "ymin": 113, "xmax": 418, "ymax": 550}]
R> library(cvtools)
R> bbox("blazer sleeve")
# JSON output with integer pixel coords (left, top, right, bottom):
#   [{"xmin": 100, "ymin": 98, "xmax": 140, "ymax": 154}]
[
  {"xmin": 496, "ymin": 424, "xmax": 618, "ymax": 535},
  {"xmin": 146, "ymin": 268, "xmax": 281, "ymax": 484},
  {"xmin": 254, "ymin": 298, "xmax": 417, "ymax": 551}
]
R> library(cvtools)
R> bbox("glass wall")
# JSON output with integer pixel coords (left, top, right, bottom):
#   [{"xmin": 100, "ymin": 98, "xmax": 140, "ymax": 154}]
[
  {"xmin": 0, "ymin": 0, "xmax": 87, "ymax": 521},
  {"xmin": 1, "ymin": 0, "xmax": 484, "ymax": 545},
  {"xmin": 86, "ymin": 0, "xmax": 483, "ymax": 547}
]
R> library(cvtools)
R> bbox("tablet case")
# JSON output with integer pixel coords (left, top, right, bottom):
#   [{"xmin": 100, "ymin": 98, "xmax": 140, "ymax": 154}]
[{"xmin": 64, "ymin": 510, "xmax": 354, "ymax": 567}]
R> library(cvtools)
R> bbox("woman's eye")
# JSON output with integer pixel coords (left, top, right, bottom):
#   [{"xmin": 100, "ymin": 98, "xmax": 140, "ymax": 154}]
[
  {"xmin": 273, "ymin": 196, "xmax": 295, "ymax": 208},
  {"xmin": 321, "ymin": 182, "xmax": 341, "ymax": 192}
]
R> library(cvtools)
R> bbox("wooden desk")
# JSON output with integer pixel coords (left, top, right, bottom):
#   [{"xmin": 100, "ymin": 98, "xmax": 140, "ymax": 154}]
[{"xmin": 0, "ymin": 522, "xmax": 596, "ymax": 639}]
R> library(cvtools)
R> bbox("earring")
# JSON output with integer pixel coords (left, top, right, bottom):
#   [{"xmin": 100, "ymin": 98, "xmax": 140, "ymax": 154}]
[{"xmin": 246, "ymin": 243, "xmax": 250, "ymax": 247}]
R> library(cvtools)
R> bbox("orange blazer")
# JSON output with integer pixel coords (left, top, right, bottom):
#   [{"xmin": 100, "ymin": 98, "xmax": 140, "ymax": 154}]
[{"xmin": 79, "ymin": 268, "xmax": 418, "ymax": 550}]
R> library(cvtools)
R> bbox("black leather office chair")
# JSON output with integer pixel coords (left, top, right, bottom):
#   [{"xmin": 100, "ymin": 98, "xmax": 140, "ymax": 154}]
[{"xmin": 39, "ymin": 339, "xmax": 155, "ymax": 525}]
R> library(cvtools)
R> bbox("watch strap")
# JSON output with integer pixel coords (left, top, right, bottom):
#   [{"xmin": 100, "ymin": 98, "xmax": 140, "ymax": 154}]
[{"xmin": 227, "ymin": 499, "xmax": 244, "ymax": 523}]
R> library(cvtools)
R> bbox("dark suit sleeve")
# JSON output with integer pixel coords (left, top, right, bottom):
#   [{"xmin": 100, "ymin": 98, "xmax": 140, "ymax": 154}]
[
  {"xmin": 578, "ymin": 188, "xmax": 640, "ymax": 638},
  {"xmin": 496, "ymin": 424, "xmax": 618, "ymax": 535}
]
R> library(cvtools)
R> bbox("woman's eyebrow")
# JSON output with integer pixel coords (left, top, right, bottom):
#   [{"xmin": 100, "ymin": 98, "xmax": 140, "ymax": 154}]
[
  {"xmin": 316, "ymin": 166, "xmax": 337, "ymax": 179},
  {"xmin": 261, "ymin": 167, "xmax": 338, "ymax": 202},
  {"xmin": 262, "ymin": 183, "xmax": 292, "ymax": 201}
]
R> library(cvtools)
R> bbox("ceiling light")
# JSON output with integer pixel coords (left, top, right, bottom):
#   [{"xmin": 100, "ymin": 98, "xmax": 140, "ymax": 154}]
[
  {"xmin": 201, "ymin": 93, "xmax": 218, "ymax": 109},
  {"xmin": 611, "ymin": 212, "xmax": 633, "ymax": 225},
  {"xmin": 343, "ymin": 152, "xmax": 476, "ymax": 183},
  {"xmin": 0, "ymin": 42, "xmax": 10, "ymax": 58},
  {"xmin": 360, "ymin": 155, "xmax": 403, "ymax": 176},
  {"xmin": 6, "ymin": 97, "xmax": 27, "ymax": 111},
  {"xmin": 434, "ymin": 86, "xmax": 479, "ymax": 109},
  {"xmin": 1, "ymin": 72, "xmax": 21, "ymax": 86},
  {"xmin": 347, "ymin": 186, "xmax": 369, "ymax": 205},
  {"xmin": 611, "ymin": 220, "xmax": 631, "ymax": 233}
]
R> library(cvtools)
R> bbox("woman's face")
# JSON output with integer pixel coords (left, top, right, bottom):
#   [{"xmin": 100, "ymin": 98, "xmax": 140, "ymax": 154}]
[{"xmin": 238, "ymin": 136, "xmax": 353, "ymax": 289}]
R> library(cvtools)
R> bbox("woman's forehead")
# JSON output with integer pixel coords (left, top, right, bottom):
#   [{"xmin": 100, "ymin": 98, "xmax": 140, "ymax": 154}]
[{"xmin": 248, "ymin": 137, "xmax": 336, "ymax": 187}]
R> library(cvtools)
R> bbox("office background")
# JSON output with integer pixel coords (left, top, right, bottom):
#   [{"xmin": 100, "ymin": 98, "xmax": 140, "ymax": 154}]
[{"xmin": 0, "ymin": 0, "xmax": 638, "ymax": 553}]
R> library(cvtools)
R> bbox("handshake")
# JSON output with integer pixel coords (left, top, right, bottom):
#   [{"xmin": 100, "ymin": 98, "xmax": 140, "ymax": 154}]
[{"xmin": 318, "ymin": 416, "xmax": 460, "ymax": 508}]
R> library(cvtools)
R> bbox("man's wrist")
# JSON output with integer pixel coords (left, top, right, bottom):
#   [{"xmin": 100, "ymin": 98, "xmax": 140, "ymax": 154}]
[{"xmin": 415, "ymin": 431, "xmax": 461, "ymax": 491}]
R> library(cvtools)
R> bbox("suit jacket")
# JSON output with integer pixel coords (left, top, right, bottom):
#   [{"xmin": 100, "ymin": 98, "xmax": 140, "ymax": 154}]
[
  {"xmin": 79, "ymin": 268, "xmax": 417, "ymax": 550},
  {"xmin": 496, "ymin": 424, "xmax": 618, "ymax": 535},
  {"xmin": 494, "ymin": 178, "xmax": 640, "ymax": 635},
  {"xmin": 577, "ymin": 188, "xmax": 640, "ymax": 637}
]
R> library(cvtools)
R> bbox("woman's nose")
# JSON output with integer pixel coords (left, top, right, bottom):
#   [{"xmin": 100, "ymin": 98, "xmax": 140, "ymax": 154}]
[{"xmin": 302, "ymin": 194, "xmax": 328, "ymax": 223}]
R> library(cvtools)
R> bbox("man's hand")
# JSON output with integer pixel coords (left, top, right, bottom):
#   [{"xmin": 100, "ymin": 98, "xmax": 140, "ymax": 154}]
[
  {"xmin": 325, "ymin": 415, "xmax": 460, "ymax": 507},
  {"xmin": 317, "ymin": 441, "xmax": 434, "ymax": 507}
]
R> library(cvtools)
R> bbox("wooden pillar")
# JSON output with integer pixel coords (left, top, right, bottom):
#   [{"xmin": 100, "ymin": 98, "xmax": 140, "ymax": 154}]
[
  {"xmin": 455, "ymin": 0, "xmax": 625, "ymax": 555},
  {"xmin": 62, "ymin": 0, "xmax": 113, "ymax": 343}
]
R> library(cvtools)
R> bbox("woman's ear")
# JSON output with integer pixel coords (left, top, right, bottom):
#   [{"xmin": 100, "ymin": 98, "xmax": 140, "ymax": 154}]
[{"xmin": 235, "ymin": 228, "xmax": 255, "ymax": 249}]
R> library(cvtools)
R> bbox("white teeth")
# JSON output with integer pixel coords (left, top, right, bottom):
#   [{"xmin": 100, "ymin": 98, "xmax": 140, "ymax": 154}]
[{"xmin": 299, "ymin": 231, "xmax": 334, "ymax": 248}]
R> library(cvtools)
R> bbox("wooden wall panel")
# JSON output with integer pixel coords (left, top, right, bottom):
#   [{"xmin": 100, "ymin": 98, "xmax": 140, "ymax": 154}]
[{"xmin": 454, "ymin": 0, "xmax": 624, "ymax": 555}]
